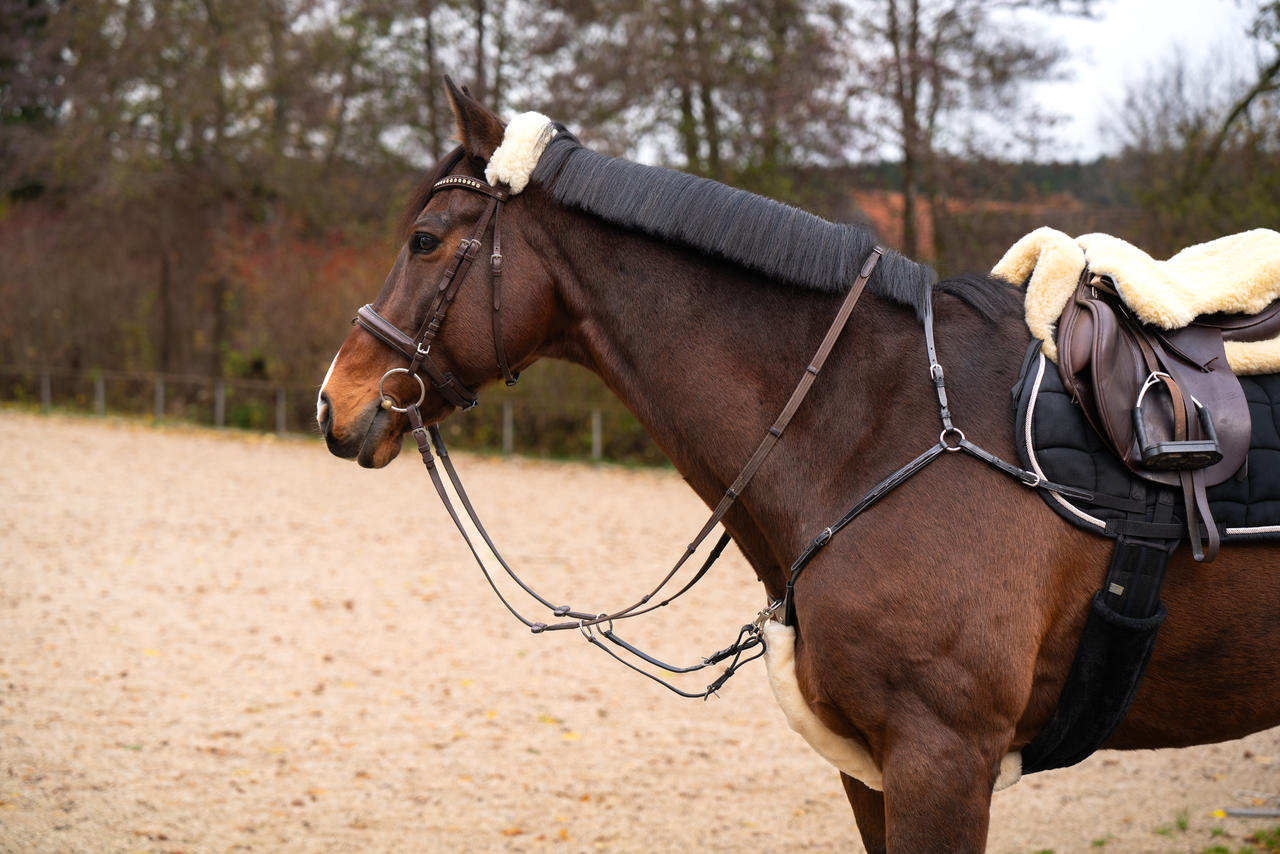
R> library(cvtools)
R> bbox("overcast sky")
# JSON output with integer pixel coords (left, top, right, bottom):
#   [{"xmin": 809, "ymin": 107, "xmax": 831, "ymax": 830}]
[{"xmin": 1030, "ymin": 0, "xmax": 1261, "ymax": 160}]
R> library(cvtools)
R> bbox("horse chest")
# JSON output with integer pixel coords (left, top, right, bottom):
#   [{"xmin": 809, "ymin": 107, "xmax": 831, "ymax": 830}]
[{"xmin": 761, "ymin": 621, "xmax": 1023, "ymax": 793}]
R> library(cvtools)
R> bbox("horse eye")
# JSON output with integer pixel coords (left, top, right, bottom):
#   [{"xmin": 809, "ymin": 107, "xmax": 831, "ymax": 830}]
[{"xmin": 411, "ymin": 233, "xmax": 440, "ymax": 254}]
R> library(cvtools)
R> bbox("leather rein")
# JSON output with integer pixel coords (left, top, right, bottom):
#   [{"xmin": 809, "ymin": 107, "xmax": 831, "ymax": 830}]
[{"xmin": 354, "ymin": 172, "xmax": 1092, "ymax": 698}]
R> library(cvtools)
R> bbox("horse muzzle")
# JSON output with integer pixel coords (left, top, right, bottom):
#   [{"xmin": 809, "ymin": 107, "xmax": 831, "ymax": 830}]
[{"xmin": 319, "ymin": 392, "xmax": 403, "ymax": 468}]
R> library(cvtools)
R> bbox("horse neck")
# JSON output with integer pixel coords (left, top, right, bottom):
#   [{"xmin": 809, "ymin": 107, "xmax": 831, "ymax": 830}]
[{"xmin": 534, "ymin": 206, "xmax": 937, "ymax": 594}]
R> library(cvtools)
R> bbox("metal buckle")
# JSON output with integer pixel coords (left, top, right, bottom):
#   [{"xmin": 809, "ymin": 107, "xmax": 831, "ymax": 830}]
[{"xmin": 752, "ymin": 600, "xmax": 783, "ymax": 632}]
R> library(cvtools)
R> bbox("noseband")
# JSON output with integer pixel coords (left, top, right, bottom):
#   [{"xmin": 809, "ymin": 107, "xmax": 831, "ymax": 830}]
[{"xmin": 355, "ymin": 174, "xmax": 519, "ymax": 413}]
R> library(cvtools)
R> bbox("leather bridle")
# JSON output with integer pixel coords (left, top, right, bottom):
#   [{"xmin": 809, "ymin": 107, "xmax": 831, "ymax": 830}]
[
  {"xmin": 354, "ymin": 173, "xmax": 519, "ymax": 414},
  {"xmin": 348, "ymin": 173, "xmax": 1092, "ymax": 698}
]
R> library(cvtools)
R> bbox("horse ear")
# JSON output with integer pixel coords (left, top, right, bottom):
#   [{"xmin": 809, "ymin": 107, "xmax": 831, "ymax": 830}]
[{"xmin": 444, "ymin": 76, "xmax": 505, "ymax": 163}]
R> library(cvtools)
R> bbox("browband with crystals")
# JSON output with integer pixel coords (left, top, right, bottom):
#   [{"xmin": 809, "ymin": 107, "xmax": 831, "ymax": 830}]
[{"xmin": 434, "ymin": 175, "xmax": 508, "ymax": 198}]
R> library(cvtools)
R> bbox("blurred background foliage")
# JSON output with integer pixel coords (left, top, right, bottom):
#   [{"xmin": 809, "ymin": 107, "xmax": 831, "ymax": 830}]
[{"xmin": 1, "ymin": 0, "xmax": 1277, "ymax": 461}]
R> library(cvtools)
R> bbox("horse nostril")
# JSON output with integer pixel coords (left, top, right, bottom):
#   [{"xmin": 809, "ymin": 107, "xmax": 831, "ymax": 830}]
[{"xmin": 317, "ymin": 390, "xmax": 332, "ymax": 432}]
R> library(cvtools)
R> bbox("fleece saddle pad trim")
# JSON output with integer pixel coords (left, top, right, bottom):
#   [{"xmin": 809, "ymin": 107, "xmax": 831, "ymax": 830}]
[
  {"xmin": 993, "ymin": 227, "xmax": 1280, "ymax": 372},
  {"xmin": 1014, "ymin": 342, "xmax": 1280, "ymax": 540}
]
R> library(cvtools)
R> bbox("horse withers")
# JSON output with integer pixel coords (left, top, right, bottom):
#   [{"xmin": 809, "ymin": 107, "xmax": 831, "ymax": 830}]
[{"xmin": 316, "ymin": 80, "xmax": 1280, "ymax": 853}]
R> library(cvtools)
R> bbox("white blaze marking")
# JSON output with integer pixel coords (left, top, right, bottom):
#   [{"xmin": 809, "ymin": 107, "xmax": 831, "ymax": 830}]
[{"xmin": 317, "ymin": 350, "xmax": 340, "ymax": 423}]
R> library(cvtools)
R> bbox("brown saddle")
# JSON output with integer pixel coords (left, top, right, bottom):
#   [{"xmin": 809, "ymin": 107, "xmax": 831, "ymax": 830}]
[{"xmin": 1056, "ymin": 272, "xmax": 1280, "ymax": 560}]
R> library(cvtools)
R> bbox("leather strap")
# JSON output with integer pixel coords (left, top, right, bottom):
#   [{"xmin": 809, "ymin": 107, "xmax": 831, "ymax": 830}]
[
  {"xmin": 532, "ymin": 246, "xmax": 886, "ymax": 632},
  {"xmin": 356, "ymin": 303, "xmax": 479, "ymax": 410},
  {"xmin": 490, "ymin": 204, "xmax": 519, "ymax": 385},
  {"xmin": 1134, "ymin": 327, "xmax": 1221, "ymax": 560},
  {"xmin": 1180, "ymin": 467, "xmax": 1220, "ymax": 561}
]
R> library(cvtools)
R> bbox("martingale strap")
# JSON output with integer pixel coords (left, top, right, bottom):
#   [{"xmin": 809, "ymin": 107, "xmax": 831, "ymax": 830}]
[
  {"xmin": 781, "ymin": 290, "xmax": 1095, "ymax": 626},
  {"xmin": 395, "ymin": 247, "xmax": 885, "ymax": 697}
]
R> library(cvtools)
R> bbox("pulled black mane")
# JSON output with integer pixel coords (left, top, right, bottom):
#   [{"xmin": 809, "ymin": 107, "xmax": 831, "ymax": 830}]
[{"xmin": 530, "ymin": 129, "xmax": 1001, "ymax": 319}]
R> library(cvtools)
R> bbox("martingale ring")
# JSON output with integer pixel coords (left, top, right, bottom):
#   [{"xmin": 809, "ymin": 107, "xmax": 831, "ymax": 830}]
[
  {"xmin": 377, "ymin": 368, "xmax": 426, "ymax": 413},
  {"xmin": 940, "ymin": 426, "xmax": 966, "ymax": 451}
]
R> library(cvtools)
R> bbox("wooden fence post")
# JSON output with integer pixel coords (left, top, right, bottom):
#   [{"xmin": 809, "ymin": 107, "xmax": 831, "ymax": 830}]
[
  {"xmin": 275, "ymin": 388, "xmax": 287, "ymax": 433},
  {"xmin": 214, "ymin": 381, "xmax": 226, "ymax": 428},
  {"xmin": 591, "ymin": 407, "xmax": 603, "ymax": 461},
  {"xmin": 154, "ymin": 376, "xmax": 165, "ymax": 421},
  {"xmin": 502, "ymin": 400, "xmax": 514, "ymax": 454}
]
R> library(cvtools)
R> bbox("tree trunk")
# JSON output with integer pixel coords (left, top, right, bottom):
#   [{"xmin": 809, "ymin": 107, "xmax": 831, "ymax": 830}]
[
  {"xmin": 886, "ymin": 0, "xmax": 922, "ymax": 258},
  {"xmin": 209, "ymin": 276, "xmax": 227, "ymax": 378},
  {"xmin": 473, "ymin": 0, "xmax": 487, "ymax": 102},
  {"xmin": 266, "ymin": 0, "xmax": 289, "ymax": 158},
  {"xmin": 158, "ymin": 245, "xmax": 182, "ymax": 374},
  {"xmin": 900, "ymin": 145, "xmax": 919, "ymax": 257},
  {"xmin": 678, "ymin": 83, "xmax": 701, "ymax": 172},
  {"xmin": 423, "ymin": 2, "xmax": 442, "ymax": 157},
  {"xmin": 492, "ymin": 0, "xmax": 508, "ymax": 113},
  {"xmin": 690, "ymin": 6, "xmax": 722, "ymax": 180}
]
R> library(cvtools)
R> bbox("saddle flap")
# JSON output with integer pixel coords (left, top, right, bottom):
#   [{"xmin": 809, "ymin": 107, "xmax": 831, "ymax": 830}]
[{"xmin": 1195, "ymin": 296, "xmax": 1280, "ymax": 343}]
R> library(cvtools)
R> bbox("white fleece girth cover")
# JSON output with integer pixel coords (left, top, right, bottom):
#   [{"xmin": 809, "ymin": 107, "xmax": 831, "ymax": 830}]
[
  {"xmin": 991, "ymin": 227, "xmax": 1280, "ymax": 374},
  {"xmin": 484, "ymin": 112, "xmax": 556, "ymax": 194},
  {"xmin": 761, "ymin": 621, "xmax": 1023, "ymax": 793}
]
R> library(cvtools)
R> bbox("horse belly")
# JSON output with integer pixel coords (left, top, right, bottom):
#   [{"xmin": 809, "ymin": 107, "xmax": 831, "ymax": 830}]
[{"xmin": 1104, "ymin": 541, "xmax": 1280, "ymax": 749}]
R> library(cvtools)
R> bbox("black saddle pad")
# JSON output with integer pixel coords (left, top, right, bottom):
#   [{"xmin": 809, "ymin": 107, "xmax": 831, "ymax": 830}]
[{"xmin": 1012, "ymin": 341, "xmax": 1280, "ymax": 542}]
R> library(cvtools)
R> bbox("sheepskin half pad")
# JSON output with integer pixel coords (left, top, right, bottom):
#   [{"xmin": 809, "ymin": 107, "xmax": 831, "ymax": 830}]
[{"xmin": 992, "ymin": 227, "xmax": 1280, "ymax": 374}]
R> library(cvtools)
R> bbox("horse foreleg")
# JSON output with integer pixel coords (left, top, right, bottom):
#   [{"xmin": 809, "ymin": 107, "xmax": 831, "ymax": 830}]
[
  {"xmin": 841, "ymin": 773, "xmax": 887, "ymax": 854},
  {"xmin": 879, "ymin": 732, "xmax": 999, "ymax": 854}
]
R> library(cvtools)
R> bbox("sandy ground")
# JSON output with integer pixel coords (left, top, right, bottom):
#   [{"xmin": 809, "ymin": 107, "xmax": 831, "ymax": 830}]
[{"xmin": 1, "ymin": 409, "xmax": 1277, "ymax": 854}]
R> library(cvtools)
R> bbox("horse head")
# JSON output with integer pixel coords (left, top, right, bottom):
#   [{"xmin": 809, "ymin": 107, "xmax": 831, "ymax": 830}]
[{"xmin": 317, "ymin": 80, "xmax": 559, "ymax": 467}]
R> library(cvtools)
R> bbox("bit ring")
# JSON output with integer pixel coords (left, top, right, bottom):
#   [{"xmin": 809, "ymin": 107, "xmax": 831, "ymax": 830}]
[{"xmin": 377, "ymin": 368, "xmax": 426, "ymax": 413}]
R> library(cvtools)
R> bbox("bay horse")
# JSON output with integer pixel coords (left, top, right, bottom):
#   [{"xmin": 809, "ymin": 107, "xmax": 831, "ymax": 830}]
[{"xmin": 316, "ymin": 82, "xmax": 1280, "ymax": 853}]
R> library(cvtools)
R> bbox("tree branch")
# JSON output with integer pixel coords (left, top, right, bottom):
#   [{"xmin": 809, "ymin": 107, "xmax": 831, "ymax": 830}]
[{"xmin": 1182, "ymin": 51, "xmax": 1280, "ymax": 194}]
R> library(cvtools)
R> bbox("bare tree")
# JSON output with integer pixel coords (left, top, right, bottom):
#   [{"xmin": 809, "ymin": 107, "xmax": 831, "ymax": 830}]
[
  {"xmin": 1110, "ymin": 23, "xmax": 1280, "ymax": 255},
  {"xmin": 845, "ymin": 0, "xmax": 1093, "ymax": 260},
  {"xmin": 521, "ymin": 0, "xmax": 850, "ymax": 195}
]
